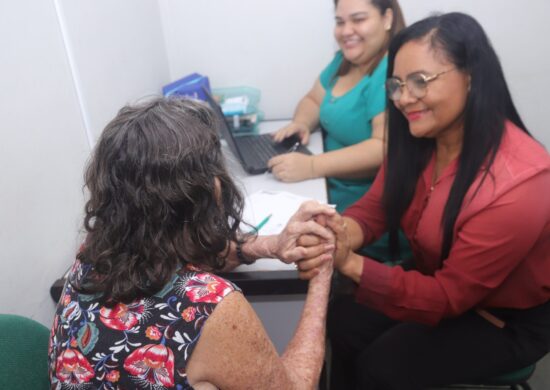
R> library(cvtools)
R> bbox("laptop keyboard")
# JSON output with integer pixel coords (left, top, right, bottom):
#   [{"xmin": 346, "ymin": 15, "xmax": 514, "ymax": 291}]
[{"xmin": 235, "ymin": 134, "xmax": 279, "ymax": 164}]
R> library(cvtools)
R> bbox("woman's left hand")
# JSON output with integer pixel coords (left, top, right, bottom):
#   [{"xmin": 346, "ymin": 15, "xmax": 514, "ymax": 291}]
[
  {"xmin": 268, "ymin": 153, "xmax": 316, "ymax": 182},
  {"xmin": 325, "ymin": 214, "xmax": 353, "ymax": 271}
]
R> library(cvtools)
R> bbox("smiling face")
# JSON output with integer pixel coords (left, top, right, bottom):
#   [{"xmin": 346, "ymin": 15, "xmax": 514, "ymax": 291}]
[
  {"xmin": 334, "ymin": 0, "xmax": 392, "ymax": 67},
  {"xmin": 391, "ymin": 39, "xmax": 471, "ymax": 141}
]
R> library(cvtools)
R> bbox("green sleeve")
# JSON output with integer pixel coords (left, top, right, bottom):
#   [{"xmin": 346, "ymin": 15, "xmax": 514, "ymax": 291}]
[
  {"xmin": 364, "ymin": 56, "xmax": 388, "ymax": 121},
  {"xmin": 320, "ymin": 51, "xmax": 344, "ymax": 89}
]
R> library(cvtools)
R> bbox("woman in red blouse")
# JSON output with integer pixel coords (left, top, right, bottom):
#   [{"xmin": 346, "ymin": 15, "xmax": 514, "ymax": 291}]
[{"xmin": 298, "ymin": 12, "xmax": 550, "ymax": 389}]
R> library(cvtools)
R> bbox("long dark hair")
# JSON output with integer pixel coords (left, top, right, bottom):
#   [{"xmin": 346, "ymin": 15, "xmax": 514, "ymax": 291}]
[
  {"xmin": 383, "ymin": 13, "xmax": 529, "ymax": 261},
  {"xmin": 334, "ymin": 0, "xmax": 406, "ymax": 76},
  {"xmin": 77, "ymin": 97, "xmax": 245, "ymax": 303}
]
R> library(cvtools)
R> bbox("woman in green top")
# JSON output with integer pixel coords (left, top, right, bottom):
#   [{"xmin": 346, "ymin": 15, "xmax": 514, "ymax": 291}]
[{"xmin": 269, "ymin": 0, "xmax": 407, "ymax": 261}]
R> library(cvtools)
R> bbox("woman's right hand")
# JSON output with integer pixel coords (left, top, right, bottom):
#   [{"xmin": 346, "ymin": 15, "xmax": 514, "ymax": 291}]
[
  {"xmin": 304, "ymin": 213, "xmax": 334, "ymax": 282},
  {"xmin": 272, "ymin": 121, "xmax": 311, "ymax": 144},
  {"xmin": 296, "ymin": 214, "xmax": 355, "ymax": 280},
  {"xmin": 270, "ymin": 201, "xmax": 336, "ymax": 264}
]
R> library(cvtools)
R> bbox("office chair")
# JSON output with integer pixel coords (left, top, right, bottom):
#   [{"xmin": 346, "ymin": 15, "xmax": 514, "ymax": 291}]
[
  {"xmin": 0, "ymin": 314, "xmax": 50, "ymax": 390},
  {"xmin": 320, "ymin": 353, "xmax": 536, "ymax": 390},
  {"xmin": 443, "ymin": 364, "xmax": 535, "ymax": 390}
]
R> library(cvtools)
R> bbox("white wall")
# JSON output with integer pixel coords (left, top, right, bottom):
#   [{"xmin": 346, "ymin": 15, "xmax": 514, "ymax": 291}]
[
  {"xmin": 0, "ymin": 0, "xmax": 170, "ymax": 326},
  {"xmin": 158, "ymin": 0, "xmax": 336, "ymax": 120},
  {"xmin": 0, "ymin": 0, "xmax": 89, "ymax": 325},
  {"xmin": 59, "ymin": 0, "xmax": 171, "ymax": 143},
  {"xmin": 160, "ymin": 0, "xmax": 550, "ymax": 147}
]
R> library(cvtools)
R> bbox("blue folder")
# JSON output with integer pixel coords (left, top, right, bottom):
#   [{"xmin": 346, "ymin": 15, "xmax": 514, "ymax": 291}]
[{"xmin": 162, "ymin": 73, "xmax": 211, "ymax": 101}]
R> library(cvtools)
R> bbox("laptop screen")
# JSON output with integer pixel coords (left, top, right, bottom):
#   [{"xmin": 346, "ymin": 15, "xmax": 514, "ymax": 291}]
[{"xmin": 201, "ymin": 88, "xmax": 244, "ymax": 161}]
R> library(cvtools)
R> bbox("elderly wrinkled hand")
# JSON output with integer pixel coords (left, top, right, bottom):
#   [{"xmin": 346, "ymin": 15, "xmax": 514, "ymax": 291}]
[
  {"xmin": 295, "ymin": 213, "xmax": 351, "ymax": 280},
  {"xmin": 271, "ymin": 201, "xmax": 336, "ymax": 267}
]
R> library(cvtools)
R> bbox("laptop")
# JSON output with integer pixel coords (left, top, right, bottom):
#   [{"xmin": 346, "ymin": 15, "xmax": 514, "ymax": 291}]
[{"xmin": 202, "ymin": 88, "xmax": 312, "ymax": 174}]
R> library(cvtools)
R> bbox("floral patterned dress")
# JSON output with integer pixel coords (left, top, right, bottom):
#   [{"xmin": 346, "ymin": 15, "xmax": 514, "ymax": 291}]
[{"xmin": 49, "ymin": 260, "xmax": 239, "ymax": 389}]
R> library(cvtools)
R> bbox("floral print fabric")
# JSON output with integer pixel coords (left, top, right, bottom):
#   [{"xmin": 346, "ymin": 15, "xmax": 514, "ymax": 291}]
[{"xmin": 49, "ymin": 260, "xmax": 239, "ymax": 389}]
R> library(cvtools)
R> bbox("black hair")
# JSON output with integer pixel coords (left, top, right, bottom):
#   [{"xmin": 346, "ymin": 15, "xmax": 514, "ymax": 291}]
[
  {"xmin": 77, "ymin": 97, "xmax": 246, "ymax": 303},
  {"xmin": 383, "ymin": 12, "xmax": 529, "ymax": 261}
]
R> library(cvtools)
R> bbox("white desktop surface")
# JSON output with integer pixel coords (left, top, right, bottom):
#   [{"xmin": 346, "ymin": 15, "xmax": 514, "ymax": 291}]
[{"xmin": 223, "ymin": 120, "xmax": 327, "ymax": 272}]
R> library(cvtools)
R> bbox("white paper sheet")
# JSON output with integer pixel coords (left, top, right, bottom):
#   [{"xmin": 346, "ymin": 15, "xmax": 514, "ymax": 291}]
[{"xmin": 242, "ymin": 190, "xmax": 313, "ymax": 235}]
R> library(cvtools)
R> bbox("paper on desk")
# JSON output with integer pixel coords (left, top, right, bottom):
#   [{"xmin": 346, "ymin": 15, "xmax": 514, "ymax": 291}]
[{"xmin": 242, "ymin": 190, "xmax": 313, "ymax": 235}]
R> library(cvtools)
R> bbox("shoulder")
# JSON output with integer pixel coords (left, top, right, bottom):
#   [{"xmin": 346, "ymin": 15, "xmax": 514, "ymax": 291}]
[
  {"xmin": 370, "ymin": 55, "xmax": 388, "ymax": 83},
  {"xmin": 359, "ymin": 56, "xmax": 388, "ymax": 91},
  {"xmin": 494, "ymin": 121, "xmax": 550, "ymax": 181},
  {"xmin": 320, "ymin": 51, "xmax": 344, "ymax": 88},
  {"xmin": 174, "ymin": 267, "xmax": 241, "ymax": 304},
  {"xmin": 185, "ymin": 289, "xmax": 291, "ymax": 389},
  {"xmin": 327, "ymin": 51, "xmax": 344, "ymax": 69},
  {"xmin": 359, "ymin": 56, "xmax": 387, "ymax": 100},
  {"xmin": 359, "ymin": 56, "xmax": 388, "ymax": 114},
  {"xmin": 463, "ymin": 122, "xmax": 550, "ymax": 212}
]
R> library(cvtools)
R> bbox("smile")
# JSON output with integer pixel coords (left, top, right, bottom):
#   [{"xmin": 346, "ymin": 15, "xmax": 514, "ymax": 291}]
[
  {"xmin": 342, "ymin": 38, "xmax": 361, "ymax": 47},
  {"xmin": 406, "ymin": 110, "xmax": 428, "ymax": 121}
]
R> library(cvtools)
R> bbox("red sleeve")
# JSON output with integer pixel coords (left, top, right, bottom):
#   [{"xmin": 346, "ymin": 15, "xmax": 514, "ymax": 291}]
[
  {"xmin": 355, "ymin": 170, "xmax": 550, "ymax": 325},
  {"xmin": 343, "ymin": 164, "xmax": 388, "ymax": 245}
]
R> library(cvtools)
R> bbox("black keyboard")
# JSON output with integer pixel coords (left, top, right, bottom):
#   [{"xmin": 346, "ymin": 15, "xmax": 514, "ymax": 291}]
[
  {"xmin": 235, "ymin": 134, "xmax": 280, "ymax": 163},
  {"xmin": 232, "ymin": 133, "xmax": 310, "ymax": 174}
]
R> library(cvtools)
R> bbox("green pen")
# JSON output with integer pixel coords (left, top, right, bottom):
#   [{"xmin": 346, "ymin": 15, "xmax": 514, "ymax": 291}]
[{"xmin": 253, "ymin": 213, "xmax": 272, "ymax": 233}]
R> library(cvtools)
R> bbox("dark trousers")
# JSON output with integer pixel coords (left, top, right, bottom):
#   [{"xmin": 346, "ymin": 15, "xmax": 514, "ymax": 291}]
[{"xmin": 327, "ymin": 294, "xmax": 550, "ymax": 390}]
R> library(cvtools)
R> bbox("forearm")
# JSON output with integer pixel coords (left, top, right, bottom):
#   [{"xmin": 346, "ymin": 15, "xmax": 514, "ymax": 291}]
[
  {"xmin": 338, "ymin": 252, "xmax": 364, "ymax": 284},
  {"xmin": 346, "ymin": 216, "xmax": 367, "ymax": 251},
  {"xmin": 312, "ymin": 138, "xmax": 384, "ymax": 179},
  {"xmin": 281, "ymin": 268, "xmax": 332, "ymax": 389},
  {"xmin": 222, "ymin": 236, "xmax": 278, "ymax": 272},
  {"xmin": 241, "ymin": 235, "xmax": 277, "ymax": 259}
]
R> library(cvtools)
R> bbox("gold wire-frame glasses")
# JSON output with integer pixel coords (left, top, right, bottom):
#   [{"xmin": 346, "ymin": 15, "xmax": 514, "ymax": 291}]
[{"xmin": 386, "ymin": 68, "xmax": 455, "ymax": 101}]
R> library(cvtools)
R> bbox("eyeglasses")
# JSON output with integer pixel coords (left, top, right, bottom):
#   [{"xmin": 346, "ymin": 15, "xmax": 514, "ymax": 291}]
[{"xmin": 385, "ymin": 68, "xmax": 455, "ymax": 101}]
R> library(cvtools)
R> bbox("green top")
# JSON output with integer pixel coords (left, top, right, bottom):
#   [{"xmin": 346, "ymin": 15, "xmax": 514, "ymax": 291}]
[
  {"xmin": 319, "ymin": 51, "xmax": 387, "ymax": 213},
  {"xmin": 318, "ymin": 52, "xmax": 410, "ymax": 262}
]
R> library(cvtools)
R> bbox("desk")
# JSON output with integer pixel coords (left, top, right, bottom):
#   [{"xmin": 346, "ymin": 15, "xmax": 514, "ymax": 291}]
[
  {"xmin": 49, "ymin": 120, "xmax": 327, "ymax": 300},
  {"xmin": 217, "ymin": 120, "xmax": 327, "ymax": 294}
]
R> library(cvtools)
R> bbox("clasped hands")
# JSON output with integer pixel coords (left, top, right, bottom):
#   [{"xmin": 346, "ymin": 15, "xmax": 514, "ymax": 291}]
[{"xmin": 272, "ymin": 201, "xmax": 353, "ymax": 280}]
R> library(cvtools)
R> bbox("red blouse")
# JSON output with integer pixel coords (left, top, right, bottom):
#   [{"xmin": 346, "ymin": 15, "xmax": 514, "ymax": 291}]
[{"xmin": 344, "ymin": 122, "xmax": 550, "ymax": 325}]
